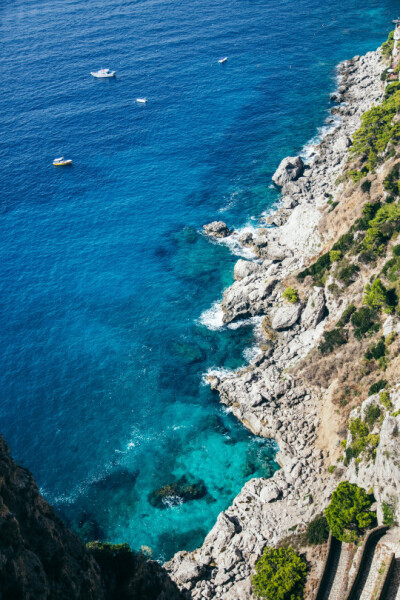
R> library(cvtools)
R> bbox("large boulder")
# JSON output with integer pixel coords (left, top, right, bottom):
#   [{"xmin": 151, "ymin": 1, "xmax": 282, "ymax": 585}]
[
  {"xmin": 233, "ymin": 259, "xmax": 259, "ymax": 281},
  {"xmin": 271, "ymin": 303, "xmax": 302, "ymax": 330},
  {"xmin": 203, "ymin": 221, "xmax": 231, "ymax": 238},
  {"xmin": 301, "ymin": 287, "xmax": 326, "ymax": 329},
  {"xmin": 272, "ymin": 156, "xmax": 304, "ymax": 187}
]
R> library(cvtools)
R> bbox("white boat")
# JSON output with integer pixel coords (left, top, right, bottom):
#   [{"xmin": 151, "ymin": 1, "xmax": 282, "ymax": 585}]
[
  {"xmin": 136, "ymin": 98, "xmax": 147, "ymax": 103},
  {"xmin": 90, "ymin": 68, "xmax": 116, "ymax": 78},
  {"xmin": 218, "ymin": 57, "xmax": 228, "ymax": 64},
  {"xmin": 53, "ymin": 157, "xmax": 72, "ymax": 166}
]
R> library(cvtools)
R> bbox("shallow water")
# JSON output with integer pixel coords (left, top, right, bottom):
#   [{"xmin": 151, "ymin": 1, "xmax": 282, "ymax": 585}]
[{"xmin": 0, "ymin": 0, "xmax": 398, "ymax": 560}]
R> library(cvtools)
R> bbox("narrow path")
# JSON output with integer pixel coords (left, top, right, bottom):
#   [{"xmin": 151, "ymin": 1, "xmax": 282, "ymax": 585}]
[
  {"xmin": 381, "ymin": 558, "xmax": 400, "ymax": 600},
  {"xmin": 327, "ymin": 542, "xmax": 352, "ymax": 600},
  {"xmin": 351, "ymin": 531, "xmax": 387, "ymax": 600}
]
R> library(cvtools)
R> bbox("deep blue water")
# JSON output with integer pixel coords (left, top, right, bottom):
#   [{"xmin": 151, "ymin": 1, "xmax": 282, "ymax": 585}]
[{"xmin": 0, "ymin": 0, "xmax": 397, "ymax": 560}]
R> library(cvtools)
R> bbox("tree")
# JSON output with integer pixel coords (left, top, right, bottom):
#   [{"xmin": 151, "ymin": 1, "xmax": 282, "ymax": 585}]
[
  {"xmin": 363, "ymin": 279, "xmax": 390, "ymax": 310},
  {"xmin": 325, "ymin": 482, "xmax": 375, "ymax": 543},
  {"xmin": 251, "ymin": 546, "xmax": 307, "ymax": 600}
]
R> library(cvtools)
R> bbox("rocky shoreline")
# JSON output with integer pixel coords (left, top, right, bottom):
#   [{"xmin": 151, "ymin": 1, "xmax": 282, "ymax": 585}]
[{"xmin": 165, "ymin": 48, "xmax": 385, "ymax": 599}]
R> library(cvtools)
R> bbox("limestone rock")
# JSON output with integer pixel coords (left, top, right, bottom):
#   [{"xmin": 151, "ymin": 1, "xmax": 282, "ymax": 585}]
[
  {"xmin": 174, "ymin": 558, "xmax": 205, "ymax": 585},
  {"xmin": 266, "ymin": 241, "xmax": 291, "ymax": 262},
  {"xmin": 272, "ymin": 156, "xmax": 304, "ymax": 187},
  {"xmin": 301, "ymin": 287, "xmax": 326, "ymax": 328},
  {"xmin": 259, "ymin": 482, "xmax": 280, "ymax": 503},
  {"xmin": 221, "ymin": 275, "xmax": 277, "ymax": 324},
  {"xmin": 239, "ymin": 231, "xmax": 254, "ymax": 246},
  {"xmin": 233, "ymin": 259, "xmax": 259, "ymax": 281},
  {"xmin": 271, "ymin": 303, "xmax": 302, "ymax": 330},
  {"xmin": 203, "ymin": 221, "xmax": 231, "ymax": 238}
]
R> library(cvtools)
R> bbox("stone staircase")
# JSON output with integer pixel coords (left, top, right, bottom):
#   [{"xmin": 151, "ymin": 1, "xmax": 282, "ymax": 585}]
[{"xmin": 314, "ymin": 527, "xmax": 400, "ymax": 600}]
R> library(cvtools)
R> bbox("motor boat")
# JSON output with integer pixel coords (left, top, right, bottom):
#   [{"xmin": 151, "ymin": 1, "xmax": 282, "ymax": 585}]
[
  {"xmin": 53, "ymin": 157, "xmax": 72, "ymax": 166},
  {"xmin": 136, "ymin": 98, "xmax": 147, "ymax": 103},
  {"xmin": 218, "ymin": 57, "xmax": 228, "ymax": 64},
  {"xmin": 90, "ymin": 68, "xmax": 116, "ymax": 78}
]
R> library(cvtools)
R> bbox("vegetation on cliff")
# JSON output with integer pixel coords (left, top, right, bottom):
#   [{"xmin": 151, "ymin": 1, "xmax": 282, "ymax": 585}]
[
  {"xmin": 325, "ymin": 482, "xmax": 376, "ymax": 543},
  {"xmin": 251, "ymin": 546, "xmax": 307, "ymax": 600}
]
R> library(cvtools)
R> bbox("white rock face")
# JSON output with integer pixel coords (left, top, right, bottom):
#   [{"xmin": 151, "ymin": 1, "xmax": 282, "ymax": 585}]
[
  {"xmin": 272, "ymin": 156, "xmax": 304, "ymax": 187},
  {"xmin": 347, "ymin": 385, "xmax": 400, "ymax": 526},
  {"xmin": 233, "ymin": 259, "xmax": 259, "ymax": 281},
  {"xmin": 301, "ymin": 287, "xmax": 326, "ymax": 328},
  {"xmin": 271, "ymin": 303, "xmax": 303, "ymax": 330},
  {"xmin": 221, "ymin": 274, "xmax": 278, "ymax": 323}
]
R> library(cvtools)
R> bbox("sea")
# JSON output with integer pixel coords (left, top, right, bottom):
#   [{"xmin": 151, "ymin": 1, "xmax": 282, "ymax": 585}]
[{"xmin": 0, "ymin": 0, "xmax": 397, "ymax": 561}]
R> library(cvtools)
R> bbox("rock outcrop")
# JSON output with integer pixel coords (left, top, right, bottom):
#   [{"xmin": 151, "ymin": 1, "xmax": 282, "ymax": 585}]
[
  {"xmin": 272, "ymin": 156, "xmax": 305, "ymax": 187},
  {"xmin": 203, "ymin": 221, "xmax": 231, "ymax": 238},
  {"xmin": 0, "ymin": 435, "xmax": 185, "ymax": 600}
]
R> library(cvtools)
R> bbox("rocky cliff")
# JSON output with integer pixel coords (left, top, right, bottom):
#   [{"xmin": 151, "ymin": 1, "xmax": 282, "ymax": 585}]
[{"xmin": 0, "ymin": 435, "xmax": 184, "ymax": 600}]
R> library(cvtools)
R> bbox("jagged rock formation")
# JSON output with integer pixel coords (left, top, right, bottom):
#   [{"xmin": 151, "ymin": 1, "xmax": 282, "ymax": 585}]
[
  {"xmin": 272, "ymin": 156, "xmax": 305, "ymax": 187},
  {"xmin": 0, "ymin": 435, "xmax": 105, "ymax": 600},
  {"xmin": 0, "ymin": 436, "xmax": 184, "ymax": 600},
  {"xmin": 203, "ymin": 221, "xmax": 231, "ymax": 238}
]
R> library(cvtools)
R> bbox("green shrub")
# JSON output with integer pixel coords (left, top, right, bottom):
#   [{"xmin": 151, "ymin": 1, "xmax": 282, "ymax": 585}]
[
  {"xmin": 351, "ymin": 307, "xmax": 379, "ymax": 339},
  {"xmin": 282, "ymin": 287, "xmax": 299, "ymax": 304},
  {"xmin": 381, "ymin": 257, "xmax": 400, "ymax": 282},
  {"xmin": 345, "ymin": 418, "xmax": 380, "ymax": 464},
  {"xmin": 337, "ymin": 304, "xmax": 356, "ymax": 327},
  {"xmin": 369, "ymin": 380, "xmax": 387, "ymax": 395},
  {"xmin": 361, "ymin": 180, "xmax": 372, "ymax": 194},
  {"xmin": 306, "ymin": 515, "xmax": 329, "ymax": 545},
  {"xmin": 382, "ymin": 30, "xmax": 395, "ymax": 57},
  {"xmin": 329, "ymin": 250, "xmax": 342, "ymax": 262},
  {"xmin": 380, "ymin": 390, "xmax": 392, "ymax": 409},
  {"xmin": 328, "ymin": 282, "xmax": 341, "ymax": 296},
  {"xmin": 364, "ymin": 279, "xmax": 391, "ymax": 309},
  {"xmin": 251, "ymin": 546, "xmax": 307, "ymax": 600},
  {"xmin": 351, "ymin": 83, "xmax": 400, "ymax": 172},
  {"xmin": 348, "ymin": 169, "xmax": 364, "ymax": 183},
  {"xmin": 325, "ymin": 482, "xmax": 375, "ymax": 543},
  {"xmin": 384, "ymin": 81, "xmax": 400, "ymax": 98},
  {"xmin": 364, "ymin": 337, "xmax": 386, "ymax": 361},
  {"xmin": 393, "ymin": 244, "xmax": 400, "ymax": 257},
  {"xmin": 364, "ymin": 403, "xmax": 381, "ymax": 428},
  {"xmin": 383, "ymin": 164, "xmax": 400, "ymax": 196},
  {"xmin": 331, "ymin": 232, "xmax": 354, "ymax": 253},
  {"xmin": 319, "ymin": 328, "xmax": 347, "ymax": 354},
  {"xmin": 382, "ymin": 502, "xmax": 397, "ymax": 527},
  {"xmin": 336, "ymin": 263, "xmax": 359, "ymax": 286},
  {"xmin": 356, "ymin": 202, "xmax": 382, "ymax": 230},
  {"xmin": 297, "ymin": 252, "xmax": 331, "ymax": 282}
]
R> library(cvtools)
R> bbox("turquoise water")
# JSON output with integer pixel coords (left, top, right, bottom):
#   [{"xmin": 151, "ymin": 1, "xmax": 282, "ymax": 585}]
[{"xmin": 0, "ymin": 0, "xmax": 397, "ymax": 560}]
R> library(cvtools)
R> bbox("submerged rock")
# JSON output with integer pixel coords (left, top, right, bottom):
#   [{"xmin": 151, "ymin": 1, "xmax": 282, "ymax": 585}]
[
  {"xmin": 203, "ymin": 221, "xmax": 231, "ymax": 238},
  {"xmin": 272, "ymin": 156, "xmax": 304, "ymax": 187},
  {"xmin": 148, "ymin": 476, "xmax": 207, "ymax": 509}
]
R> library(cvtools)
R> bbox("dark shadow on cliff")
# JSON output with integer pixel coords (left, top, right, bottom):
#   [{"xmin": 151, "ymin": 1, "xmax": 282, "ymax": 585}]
[{"xmin": 0, "ymin": 434, "xmax": 187, "ymax": 600}]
